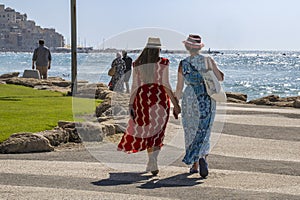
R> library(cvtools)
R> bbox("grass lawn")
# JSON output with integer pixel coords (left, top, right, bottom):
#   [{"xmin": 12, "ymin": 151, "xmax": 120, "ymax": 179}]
[{"xmin": 0, "ymin": 84, "xmax": 101, "ymax": 142}]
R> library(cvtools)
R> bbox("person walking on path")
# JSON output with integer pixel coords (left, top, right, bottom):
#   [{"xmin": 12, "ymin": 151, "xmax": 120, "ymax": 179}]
[
  {"xmin": 174, "ymin": 34, "xmax": 224, "ymax": 178},
  {"xmin": 122, "ymin": 50, "xmax": 133, "ymax": 93},
  {"xmin": 32, "ymin": 39, "xmax": 52, "ymax": 79},
  {"xmin": 117, "ymin": 37, "xmax": 181, "ymax": 176},
  {"xmin": 108, "ymin": 52, "xmax": 126, "ymax": 92}
]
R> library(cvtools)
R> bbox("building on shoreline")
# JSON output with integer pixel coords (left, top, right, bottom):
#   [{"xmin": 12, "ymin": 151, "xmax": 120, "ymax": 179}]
[{"xmin": 0, "ymin": 4, "xmax": 64, "ymax": 52}]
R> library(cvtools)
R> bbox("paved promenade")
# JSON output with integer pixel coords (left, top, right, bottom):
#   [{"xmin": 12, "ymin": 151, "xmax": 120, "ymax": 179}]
[{"xmin": 0, "ymin": 103, "xmax": 299, "ymax": 199}]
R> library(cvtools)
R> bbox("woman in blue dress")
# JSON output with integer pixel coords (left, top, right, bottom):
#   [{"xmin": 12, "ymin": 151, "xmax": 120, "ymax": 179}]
[{"xmin": 174, "ymin": 34, "xmax": 224, "ymax": 178}]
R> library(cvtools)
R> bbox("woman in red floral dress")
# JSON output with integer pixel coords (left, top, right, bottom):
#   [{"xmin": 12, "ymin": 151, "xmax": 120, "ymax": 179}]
[{"xmin": 117, "ymin": 37, "xmax": 181, "ymax": 175}]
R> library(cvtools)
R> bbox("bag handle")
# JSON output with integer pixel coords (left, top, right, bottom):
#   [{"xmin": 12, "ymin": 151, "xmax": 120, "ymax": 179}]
[{"xmin": 205, "ymin": 56, "xmax": 224, "ymax": 81}]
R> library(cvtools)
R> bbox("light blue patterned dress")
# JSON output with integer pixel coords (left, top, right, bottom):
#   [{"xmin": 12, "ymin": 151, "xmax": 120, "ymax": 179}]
[{"xmin": 181, "ymin": 54, "xmax": 216, "ymax": 165}]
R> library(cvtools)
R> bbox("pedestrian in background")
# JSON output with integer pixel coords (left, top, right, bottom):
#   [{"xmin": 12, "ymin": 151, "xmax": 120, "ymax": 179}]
[
  {"xmin": 122, "ymin": 50, "xmax": 133, "ymax": 93},
  {"xmin": 108, "ymin": 52, "xmax": 126, "ymax": 92},
  {"xmin": 32, "ymin": 39, "xmax": 52, "ymax": 79}
]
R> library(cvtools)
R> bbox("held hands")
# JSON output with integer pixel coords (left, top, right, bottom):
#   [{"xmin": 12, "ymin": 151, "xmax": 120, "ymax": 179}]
[
  {"xmin": 173, "ymin": 104, "xmax": 181, "ymax": 119},
  {"xmin": 173, "ymin": 96, "xmax": 181, "ymax": 119}
]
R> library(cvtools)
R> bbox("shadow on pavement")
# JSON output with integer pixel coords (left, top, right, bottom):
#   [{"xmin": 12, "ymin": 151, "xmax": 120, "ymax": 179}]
[
  {"xmin": 91, "ymin": 172, "xmax": 152, "ymax": 186},
  {"xmin": 91, "ymin": 172, "xmax": 203, "ymax": 188},
  {"xmin": 138, "ymin": 173, "xmax": 203, "ymax": 189}
]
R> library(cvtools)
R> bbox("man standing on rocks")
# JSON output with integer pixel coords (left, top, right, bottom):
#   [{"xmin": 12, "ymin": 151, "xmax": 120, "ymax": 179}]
[
  {"xmin": 122, "ymin": 50, "xmax": 132, "ymax": 93},
  {"xmin": 32, "ymin": 39, "xmax": 52, "ymax": 79}
]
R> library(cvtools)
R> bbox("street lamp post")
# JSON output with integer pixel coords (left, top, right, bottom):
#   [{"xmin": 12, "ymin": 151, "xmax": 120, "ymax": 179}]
[{"xmin": 71, "ymin": 0, "xmax": 77, "ymax": 95}]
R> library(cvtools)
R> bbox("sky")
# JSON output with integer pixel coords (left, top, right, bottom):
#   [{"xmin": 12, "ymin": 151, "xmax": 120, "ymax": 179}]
[{"xmin": 1, "ymin": 0, "xmax": 300, "ymax": 50}]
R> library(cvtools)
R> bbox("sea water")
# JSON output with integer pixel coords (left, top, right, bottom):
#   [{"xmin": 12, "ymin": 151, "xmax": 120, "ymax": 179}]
[{"xmin": 0, "ymin": 50, "xmax": 299, "ymax": 100}]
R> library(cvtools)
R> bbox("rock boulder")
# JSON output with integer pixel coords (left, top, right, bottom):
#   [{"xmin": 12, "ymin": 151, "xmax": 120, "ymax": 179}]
[
  {"xmin": 0, "ymin": 72, "xmax": 20, "ymax": 79},
  {"xmin": 226, "ymin": 92, "xmax": 247, "ymax": 103},
  {"xmin": 38, "ymin": 128, "xmax": 69, "ymax": 146},
  {"xmin": 75, "ymin": 122, "xmax": 106, "ymax": 142},
  {"xmin": 293, "ymin": 99, "xmax": 300, "ymax": 108},
  {"xmin": 248, "ymin": 95, "xmax": 300, "ymax": 108},
  {"xmin": 248, "ymin": 95, "xmax": 280, "ymax": 105},
  {"xmin": 96, "ymin": 100, "xmax": 112, "ymax": 117},
  {"xmin": 0, "ymin": 133, "xmax": 54, "ymax": 153}
]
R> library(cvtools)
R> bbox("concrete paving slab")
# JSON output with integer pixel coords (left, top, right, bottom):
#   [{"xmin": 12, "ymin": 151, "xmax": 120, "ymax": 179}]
[
  {"xmin": 212, "ymin": 134, "xmax": 300, "ymax": 162},
  {"xmin": 0, "ymin": 185, "xmax": 175, "ymax": 200}
]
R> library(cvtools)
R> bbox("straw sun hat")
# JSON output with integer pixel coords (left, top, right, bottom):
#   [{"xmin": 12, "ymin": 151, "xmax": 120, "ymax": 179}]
[
  {"xmin": 183, "ymin": 34, "xmax": 205, "ymax": 49},
  {"xmin": 145, "ymin": 37, "xmax": 162, "ymax": 49}
]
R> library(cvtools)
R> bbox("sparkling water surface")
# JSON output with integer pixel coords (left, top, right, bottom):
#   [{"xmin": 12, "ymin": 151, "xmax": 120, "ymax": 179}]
[{"xmin": 1, "ymin": 50, "xmax": 299, "ymax": 100}]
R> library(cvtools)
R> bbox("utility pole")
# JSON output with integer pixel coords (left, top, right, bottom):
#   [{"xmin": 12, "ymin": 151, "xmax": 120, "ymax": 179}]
[{"xmin": 71, "ymin": 0, "xmax": 77, "ymax": 95}]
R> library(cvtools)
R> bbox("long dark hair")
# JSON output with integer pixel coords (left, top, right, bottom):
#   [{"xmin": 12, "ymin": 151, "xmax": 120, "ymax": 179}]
[
  {"xmin": 135, "ymin": 48, "xmax": 160, "ymax": 66},
  {"xmin": 134, "ymin": 48, "xmax": 160, "ymax": 84}
]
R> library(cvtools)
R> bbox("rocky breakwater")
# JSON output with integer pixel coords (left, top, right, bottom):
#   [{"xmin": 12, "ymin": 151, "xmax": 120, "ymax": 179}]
[
  {"xmin": 225, "ymin": 91, "xmax": 300, "ymax": 109},
  {"xmin": 6, "ymin": 77, "xmax": 71, "ymax": 94},
  {"xmin": 248, "ymin": 95, "xmax": 300, "ymax": 108}
]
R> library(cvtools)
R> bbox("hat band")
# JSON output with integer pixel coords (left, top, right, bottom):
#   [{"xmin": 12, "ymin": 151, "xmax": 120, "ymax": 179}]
[
  {"xmin": 146, "ymin": 43, "xmax": 161, "ymax": 47},
  {"xmin": 183, "ymin": 41, "xmax": 204, "ymax": 49},
  {"xmin": 184, "ymin": 40, "xmax": 202, "ymax": 46},
  {"xmin": 187, "ymin": 38, "xmax": 201, "ymax": 44}
]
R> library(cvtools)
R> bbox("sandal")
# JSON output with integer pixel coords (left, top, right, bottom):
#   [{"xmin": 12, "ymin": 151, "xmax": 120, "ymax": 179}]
[
  {"xmin": 199, "ymin": 157, "xmax": 208, "ymax": 178},
  {"xmin": 151, "ymin": 170, "xmax": 159, "ymax": 176},
  {"xmin": 189, "ymin": 162, "xmax": 199, "ymax": 174},
  {"xmin": 189, "ymin": 168, "xmax": 199, "ymax": 174}
]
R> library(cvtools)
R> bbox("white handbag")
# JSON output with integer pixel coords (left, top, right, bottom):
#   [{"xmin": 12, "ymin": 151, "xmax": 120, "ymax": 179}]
[
  {"xmin": 203, "ymin": 57, "xmax": 226, "ymax": 101},
  {"xmin": 202, "ymin": 70, "xmax": 221, "ymax": 96}
]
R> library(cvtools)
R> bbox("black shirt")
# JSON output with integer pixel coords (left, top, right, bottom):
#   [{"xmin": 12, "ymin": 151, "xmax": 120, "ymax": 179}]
[{"xmin": 122, "ymin": 56, "xmax": 132, "ymax": 73}]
